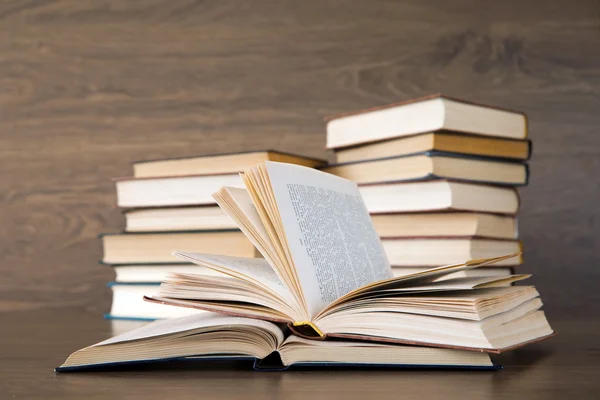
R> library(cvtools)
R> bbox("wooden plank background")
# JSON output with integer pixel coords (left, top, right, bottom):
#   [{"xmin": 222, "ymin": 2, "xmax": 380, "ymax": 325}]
[{"xmin": 1, "ymin": 0, "xmax": 599, "ymax": 316}]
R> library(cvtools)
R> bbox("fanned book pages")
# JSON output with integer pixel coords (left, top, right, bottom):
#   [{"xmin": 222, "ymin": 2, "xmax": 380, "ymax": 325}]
[
  {"xmin": 147, "ymin": 162, "xmax": 554, "ymax": 353},
  {"xmin": 57, "ymin": 313, "xmax": 497, "ymax": 371}
]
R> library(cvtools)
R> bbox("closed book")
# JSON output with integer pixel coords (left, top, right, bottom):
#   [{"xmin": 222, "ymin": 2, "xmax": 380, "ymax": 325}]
[
  {"xmin": 115, "ymin": 173, "xmax": 244, "ymax": 208},
  {"xmin": 372, "ymin": 212, "xmax": 518, "ymax": 239},
  {"xmin": 133, "ymin": 150, "xmax": 326, "ymax": 178},
  {"xmin": 106, "ymin": 282, "xmax": 204, "ymax": 321},
  {"xmin": 322, "ymin": 151, "xmax": 528, "ymax": 186},
  {"xmin": 108, "ymin": 263, "xmax": 225, "ymax": 283},
  {"xmin": 100, "ymin": 230, "xmax": 258, "ymax": 264},
  {"xmin": 333, "ymin": 131, "xmax": 531, "ymax": 163},
  {"xmin": 359, "ymin": 179, "xmax": 520, "ymax": 215},
  {"xmin": 326, "ymin": 94, "xmax": 527, "ymax": 149},
  {"xmin": 382, "ymin": 238, "xmax": 523, "ymax": 267},
  {"xmin": 124, "ymin": 206, "xmax": 237, "ymax": 232}
]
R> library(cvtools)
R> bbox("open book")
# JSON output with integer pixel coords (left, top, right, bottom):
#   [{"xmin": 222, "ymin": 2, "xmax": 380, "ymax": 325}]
[
  {"xmin": 147, "ymin": 162, "xmax": 553, "ymax": 353},
  {"xmin": 57, "ymin": 313, "xmax": 497, "ymax": 371}
]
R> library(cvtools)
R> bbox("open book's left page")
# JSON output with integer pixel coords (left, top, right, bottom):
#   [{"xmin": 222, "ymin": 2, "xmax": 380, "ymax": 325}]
[{"xmin": 264, "ymin": 161, "xmax": 393, "ymax": 317}]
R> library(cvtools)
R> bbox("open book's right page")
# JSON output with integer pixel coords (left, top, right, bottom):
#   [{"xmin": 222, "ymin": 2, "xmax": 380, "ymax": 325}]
[{"xmin": 265, "ymin": 161, "xmax": 393, "ymax": 318}]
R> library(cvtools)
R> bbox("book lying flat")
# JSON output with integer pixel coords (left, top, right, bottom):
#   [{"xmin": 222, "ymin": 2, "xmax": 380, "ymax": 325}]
[
  {"xmin": 107, "ymin": 283, "xmax": 203, "ymax": 320},
  {"xmin": 322, "ymin": 152, "xmax": 528, "ymax": 186},
  {"xmin": 359, "ymin": 180, "xmax": 520, "ymax": 215},
  {"xmin": 147, "ymin": 162, "xmax": 553, "ymax": 352},
  {"xmin": 333, "ymin": 132, "xmax": 531, "ymax": 163},
  {"xmin": 115, "ymin": 173, "xmax": 244, "ymax": 208},
  {"xmin": 326, "ymin": 94, "xmax": 527, "ymax": 149},
  {"xmin": 372, "ymin": 213, "xmax": 518, "ymax": 239},
  {"xmin": 100, "ymin": 231, "xmax": 258, "ymax": 264},
  {"xmin": 110, "ymin": 263, "xmax": 225, "ymax": 283},
  {"xmin": 124, "ymin": 206, "xmax": 238, "ymax": 232},
  {"xmin": 57, "ymin": 314, "xmax": 497, "ymax": 371},
  {"xmin": 382, "ymin": 238, "xmax": 522, "ymax": 267},
  {"xmin": 133, "ymin": 150, "xmax": 326, "ymax": 178}
]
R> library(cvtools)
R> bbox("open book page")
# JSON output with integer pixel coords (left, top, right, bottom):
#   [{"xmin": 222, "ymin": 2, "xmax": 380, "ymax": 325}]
[
  {"xmin": 264, "ymin": 161, "xmax": 393, "ymax": 318},
  {"xmin": 173, "ymin": 252, "xmax": 297, "ymax": 308},
  {"xmin": 243, "ymin": 168, "xmax": 308, "ymax": 313},
  {"xmin": 97, "ymin": 313, "xmax": 284, "ymax": 347},
  {"xmin": 217, "ymin": 187, "xmax": 274, "ymax": 260},
  {"xmin": 356, "ymin": 274, "xmax": 531, "ymax": 294},
  {"xmin": 315, "ymin": 253, "xmax": 519, "ymax": 318},
  {"xmin": 214, "ymin": 187, "xmax": 303, "ymax": 310}
]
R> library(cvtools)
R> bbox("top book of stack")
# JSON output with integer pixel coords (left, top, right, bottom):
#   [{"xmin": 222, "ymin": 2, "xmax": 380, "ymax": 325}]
[{"xmin": 326, "ymin": 94, "xmax": 528, "ymax": 151}]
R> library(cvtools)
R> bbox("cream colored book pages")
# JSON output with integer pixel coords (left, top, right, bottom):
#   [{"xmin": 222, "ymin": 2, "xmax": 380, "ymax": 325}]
[
  {"xmin": 264, "ymin": 161, "xmax": 393, "ymax": 318},
  {"xmin": 222, "ymin": 187, "xmax": 271, "ymax": 246},
  {"xmin": 91, "ymin": 313, "xmax": 285, "ymax": 351},
  {"xmin": 326, "ymin": 98, "xmax": 445, "ymax": 148},
  {"xmin": 240, "ymin": 170, "xmax": 308, "ymax": 313},
  {"xmin": 255, "ymin": 165, "xmax": 305, "ymax": 299},
  {"xmin": 173, "ymin": 253, "xmax": 296, "ymax": 308},
  {"xmin": 216, "ymin": 187, "xmax": 282, "ymax": 268},
  {"xmin": 380, "ymin": 274, "xmax": 530, "ymax": 292},
  {"xmin": 442, "ymin": 98, "xmax": 526, "ymax": 139}
]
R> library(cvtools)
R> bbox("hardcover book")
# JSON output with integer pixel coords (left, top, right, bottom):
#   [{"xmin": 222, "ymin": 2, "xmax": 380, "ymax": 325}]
[
  {"xmin": 322, "ymin": 151, "xmax": 528, "ymax": 186},
  {"xmin": 110, "ymin": 263, "xmax": 225, "ymax": 283},
  {"xmin": 123, "ymin": 206, "xmax": 238, "ymax": 232},
  {"xmin": 57, "ymin": 314, "xmax": 497, "ymax": 371},
  {"xmin": 115, "ymin": 173, "xmax": 244, "ymax": 208},
  {"xmin": 107, "ymin": 282, "xmax": 203, "ymax": 320},
  {"xmin": 133, "ymin": 150, "xmax": 326, "ymax": 178},
  {"xmin": 382, "ymin": 237, "xmax": 523, "ymax": 267},
  {"xmin": 359, "ymin": 179, "xmax": 520, "ymax": 215},
  {"xmin": 371, "ymin": 212, "xmax": 518, "ymax": 239},
  {"xmin": 326, "ymin": 94, "xmax": 528, "ymax": 148},
  {"xmin": 100, "ymin": 230, "xmax": 258, "ymax": 264},
  {"xmin": 333, "ymin": 131, "xmax": 531, "ymax": 163}
]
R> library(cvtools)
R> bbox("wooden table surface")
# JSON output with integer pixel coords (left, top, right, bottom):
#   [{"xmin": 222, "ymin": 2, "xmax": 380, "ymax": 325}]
[{"xmin": 1, "ymin": 307, "xmax": 598, "ymax": 399}]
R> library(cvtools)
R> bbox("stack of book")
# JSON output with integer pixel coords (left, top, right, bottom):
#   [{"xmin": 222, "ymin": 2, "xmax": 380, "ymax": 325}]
[
  {"xmin": 59, "ymin": 161, "xmax": 553, "ymax": 372},
  {"xmin": 323, "ymin": 95, "xmax": 530, "ymax": 279},
  {"xmin": 102, "ymin": 151, "xmax": 325, "ymax": 320}
]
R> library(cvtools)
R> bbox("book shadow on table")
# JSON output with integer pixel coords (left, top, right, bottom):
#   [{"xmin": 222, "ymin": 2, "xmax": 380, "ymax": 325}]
[{"xmin": 493, "ymin": 344, "xmax": 554, "ymax": 369}]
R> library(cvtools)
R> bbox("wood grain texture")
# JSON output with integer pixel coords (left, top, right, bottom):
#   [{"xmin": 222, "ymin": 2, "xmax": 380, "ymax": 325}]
[{"xmin": 1, "ymin": 0, "xmax": 600, "ymax": 316}]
